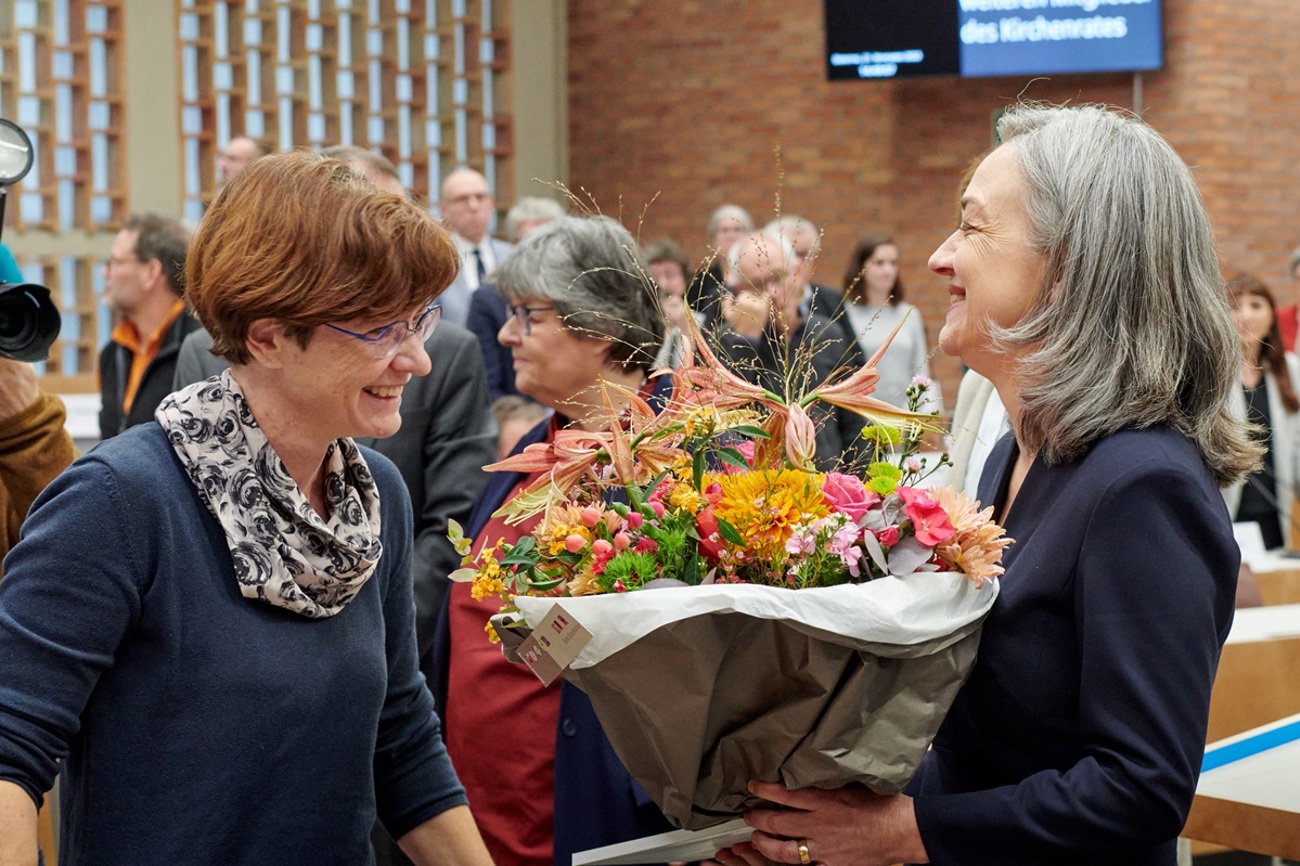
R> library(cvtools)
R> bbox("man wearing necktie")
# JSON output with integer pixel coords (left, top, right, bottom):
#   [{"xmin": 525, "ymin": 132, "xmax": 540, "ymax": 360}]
[{"xmin": 437, "ymin": 167, "xmax": 514, "ymax": 327}]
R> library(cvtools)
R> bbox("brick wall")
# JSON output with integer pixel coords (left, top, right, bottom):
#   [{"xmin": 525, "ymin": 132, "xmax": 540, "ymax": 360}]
[{"xmin": 567, "ymin": 0, "xmax": 1300, "ymax": 410}]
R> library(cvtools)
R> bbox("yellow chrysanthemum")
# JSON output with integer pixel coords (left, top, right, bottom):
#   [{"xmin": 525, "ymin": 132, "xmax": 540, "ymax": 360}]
[
  {"xmin": 930, "ymin": 486, "xmax": 1013, "ymax": 587},
  {"xmin": 484, "ymin": 620, "xmax": 501, "ymax": 644},
  {"xmin": 711, "ymin": 469, "xmax": 830, "ymax": 560}
]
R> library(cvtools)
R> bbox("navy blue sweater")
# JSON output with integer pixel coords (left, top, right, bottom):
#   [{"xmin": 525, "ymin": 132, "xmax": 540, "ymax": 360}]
[{"xmin": 0, "ymin": 423, "xmax": 466, "ymax": 864}]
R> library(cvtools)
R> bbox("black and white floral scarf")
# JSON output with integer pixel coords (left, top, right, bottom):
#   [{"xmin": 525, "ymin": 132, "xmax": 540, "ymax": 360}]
[{"xmin": 156, "ymin": 370, "xmax": 383, "ymax": 618}]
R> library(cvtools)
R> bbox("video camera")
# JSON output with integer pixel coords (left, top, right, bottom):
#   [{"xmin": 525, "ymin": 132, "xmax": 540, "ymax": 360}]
[{"xmin": 0, "ymin": 118, "xmax": 60, "ymax": 362}]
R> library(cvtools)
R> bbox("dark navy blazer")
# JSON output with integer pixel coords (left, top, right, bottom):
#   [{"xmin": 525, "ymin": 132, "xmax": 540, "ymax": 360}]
[{"xmin": 909, "ymin": 426, "xmax": 1238, "ymax": 865}]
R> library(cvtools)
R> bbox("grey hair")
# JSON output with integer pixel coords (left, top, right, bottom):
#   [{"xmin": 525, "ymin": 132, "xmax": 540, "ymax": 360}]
[
  {"xmin": 765, "ymin": 214, "xmax": 821, "ymax": 255},
  {"xmin": 1288, "ymin": 246, "xmax": 1300, "ymax": 278},
  {"xmin": 505, "ymin": 196, "xmax": 566, "ymax": 241},
  {"xmin": 726, "ymin": 230, "xmax": 796, "ymax": 280},
  {"xmin": 707, "ymin": 204, "xmax": 754, "ymax": 238},
  {"xmin": 990, "ymin": 102, "xmax": 1259, "ymax": 487},
  {"xmin": 495, "ymin": 215, "xmax": 665, "ymax": 372}
]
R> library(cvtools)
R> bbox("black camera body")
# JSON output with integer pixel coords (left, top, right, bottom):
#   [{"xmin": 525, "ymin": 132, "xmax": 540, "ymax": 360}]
[
  {"xmin": 0, "ymin": 118, "xmax": 60, "ymax": 362},
  {"xmin": 0, "ymin": 282, "xmax": 61, "ymax": 362}
]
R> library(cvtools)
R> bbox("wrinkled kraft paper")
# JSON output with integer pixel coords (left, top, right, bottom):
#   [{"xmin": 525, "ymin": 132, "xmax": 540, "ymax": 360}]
[{"xmin": 562, "ymin": 610, "xmax": 985, "ymax": 831}]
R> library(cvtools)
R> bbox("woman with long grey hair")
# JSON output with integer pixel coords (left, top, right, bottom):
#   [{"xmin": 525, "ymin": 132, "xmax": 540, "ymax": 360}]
[
  {"xmin": 433, "ymin": 215, "xmax": 672, "ymax": 866},
  {"xmin": 710, "ymin": 104, "xmax": 1260, "ymax": 866}
]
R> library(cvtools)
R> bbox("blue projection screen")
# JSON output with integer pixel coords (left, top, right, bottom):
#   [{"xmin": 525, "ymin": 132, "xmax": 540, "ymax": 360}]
[{"xmin": 825, "ymin": 0, "xmax": 1162, "ymax": 81}]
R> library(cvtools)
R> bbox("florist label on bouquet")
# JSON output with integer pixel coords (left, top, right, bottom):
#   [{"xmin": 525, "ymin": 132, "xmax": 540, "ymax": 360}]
[{"xmin": 517, "ymin": 604, "xmax": 592, "ymax": 685}]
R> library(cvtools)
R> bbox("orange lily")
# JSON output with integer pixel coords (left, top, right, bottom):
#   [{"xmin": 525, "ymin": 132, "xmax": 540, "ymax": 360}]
[
  {"xmin": 806, "ymin": 312, "xmax": 940, "ymax": 432},
  {"xmin": 487, "ymin": 428, "xmax": 615, "ymax": 524}
]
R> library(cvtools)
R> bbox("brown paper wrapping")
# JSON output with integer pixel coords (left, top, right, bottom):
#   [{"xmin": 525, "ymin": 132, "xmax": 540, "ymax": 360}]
[{"xmin": 556, "ymin": 609, "xmax": 986, "ymax": 831}]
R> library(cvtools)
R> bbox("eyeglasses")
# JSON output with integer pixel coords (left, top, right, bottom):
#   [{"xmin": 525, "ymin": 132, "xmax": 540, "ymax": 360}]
[
  {"xmin": 104, "ymin": 255, "xmax": 141, "ymax": 269},
  {"xmin": 325, "ymin": 302, "xmax": 442, "ymax": 358},
  {"xmin": 508, "ymin": 303, "xmax": 557, "ymax": 335}
]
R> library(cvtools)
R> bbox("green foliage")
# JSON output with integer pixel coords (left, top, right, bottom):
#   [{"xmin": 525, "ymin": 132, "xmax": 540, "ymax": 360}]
[{"xmin": 599, "ymin": 552, "xmax": 661, "ymax": 592}]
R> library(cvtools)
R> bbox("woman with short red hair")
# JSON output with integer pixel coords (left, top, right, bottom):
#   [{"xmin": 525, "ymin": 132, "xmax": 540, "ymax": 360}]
[{"xmin": 0, "ymin": 151, "xmax": 492, "ymax": 865}]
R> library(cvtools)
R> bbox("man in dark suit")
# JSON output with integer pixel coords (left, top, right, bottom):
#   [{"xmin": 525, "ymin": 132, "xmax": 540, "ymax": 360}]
[{"xmin": 437, "ymin": 167, "xmax": 513, "ymax": 327}]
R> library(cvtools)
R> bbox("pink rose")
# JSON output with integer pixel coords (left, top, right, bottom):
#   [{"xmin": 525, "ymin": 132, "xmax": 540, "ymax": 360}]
[
  {"xmin": 821, "ymin": 473, "xmax": 880, "ymax": 523},
  {"xmin": 874, "ymin": 526, "xmax": 900, "ymax": 547}
]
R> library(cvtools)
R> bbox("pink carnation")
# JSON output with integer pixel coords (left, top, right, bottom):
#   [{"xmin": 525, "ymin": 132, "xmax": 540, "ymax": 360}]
[{"xmin": 897, "ymin": 486, "xmax": 955, "ymax": 547}]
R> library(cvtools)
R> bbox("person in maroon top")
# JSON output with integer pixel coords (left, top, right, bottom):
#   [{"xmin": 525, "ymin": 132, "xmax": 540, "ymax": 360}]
[{"xmin": 436, "ymin": 214, "xmax": 672, "ymax": 866}]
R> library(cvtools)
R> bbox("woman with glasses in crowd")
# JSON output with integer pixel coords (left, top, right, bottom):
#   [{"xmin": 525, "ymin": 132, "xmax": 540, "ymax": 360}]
[
  {"xmin": 0, "ymin": 151, "xmax": 491, "ymax": 864},
  {"xmin": 432, "ymin": 215, "xmax": 673, "ymax": 866}
]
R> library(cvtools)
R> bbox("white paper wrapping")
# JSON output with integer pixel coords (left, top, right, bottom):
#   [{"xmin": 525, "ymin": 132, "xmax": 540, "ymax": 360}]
[{"xmin": 513, "ymin": 571, "xmax": 998, "ymax": 669}]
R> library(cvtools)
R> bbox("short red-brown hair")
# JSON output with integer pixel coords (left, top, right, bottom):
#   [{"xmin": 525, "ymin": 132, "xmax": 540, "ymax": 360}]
[{"xmin": 187, "ymin": 149, "xmax": 458, "ymax": 364}]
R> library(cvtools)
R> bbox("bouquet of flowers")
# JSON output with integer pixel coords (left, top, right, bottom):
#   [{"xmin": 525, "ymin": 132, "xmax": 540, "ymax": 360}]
[{"xmin": 451, "ymin": 315, "xmax": 1011, "ymax": 830}]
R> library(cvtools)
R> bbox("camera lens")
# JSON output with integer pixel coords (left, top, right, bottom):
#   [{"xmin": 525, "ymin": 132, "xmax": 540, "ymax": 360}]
[
  {"xmin": 0, "ymin": 293, "xmax": 33, "ymax": 341},
  {"xmin": 0, "ymin": 284, "xmax": 61, "ymax": 362}
]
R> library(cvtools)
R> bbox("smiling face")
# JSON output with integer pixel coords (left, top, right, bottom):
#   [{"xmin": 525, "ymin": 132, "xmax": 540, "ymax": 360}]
[
  {"xmin": 497, "ymin": 295, "xmax": 613, "ymax": 413},
  {"xmin": 929, "ymin": 144, "xmax": 1048, "ymax": 378},
  {"xmin": 273, "ymin": 305, "xmax": 433, "ymax": 445}
]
